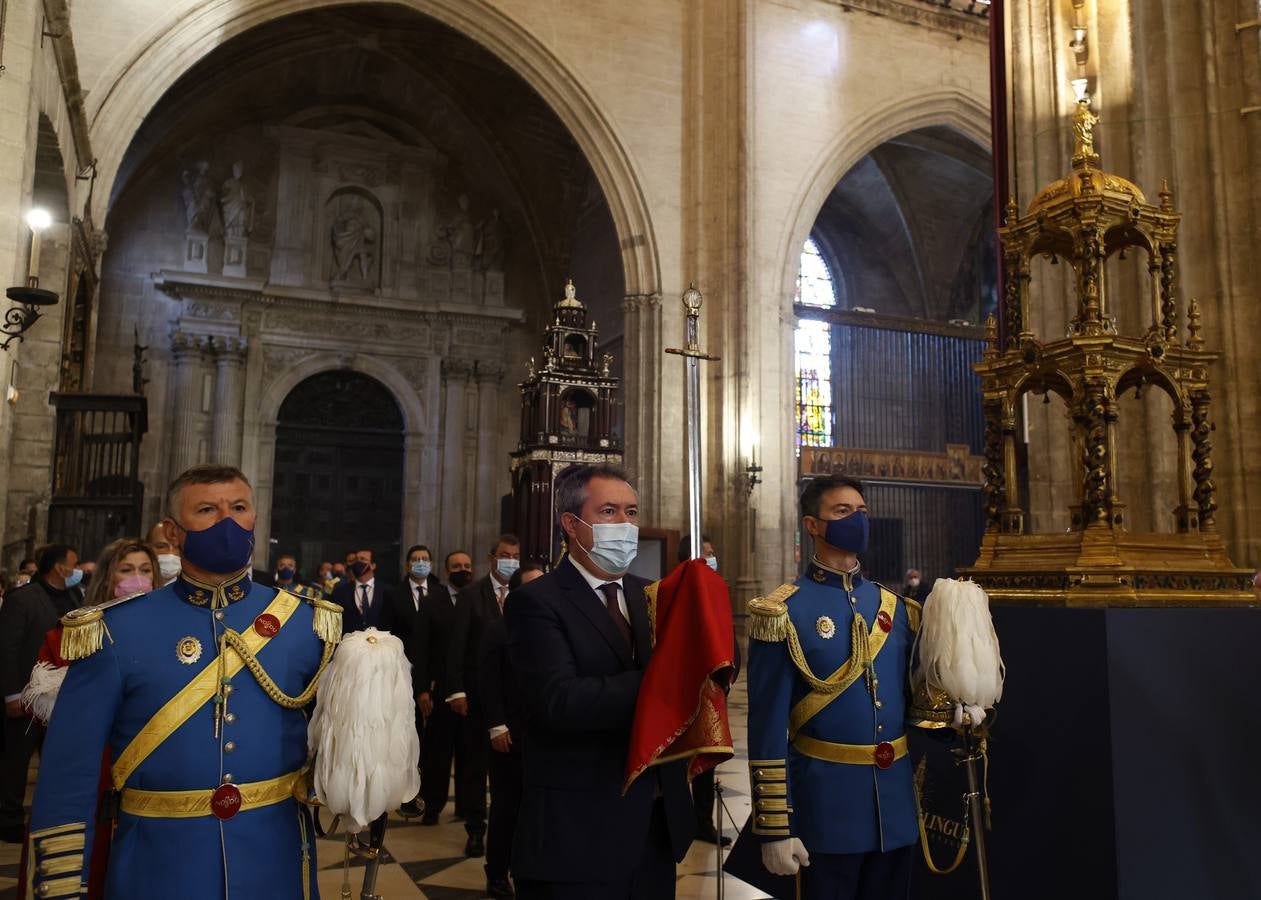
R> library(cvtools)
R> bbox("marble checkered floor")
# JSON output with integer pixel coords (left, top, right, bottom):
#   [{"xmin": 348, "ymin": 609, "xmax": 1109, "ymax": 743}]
[{"xmin": 0, "ymin": 679, "xmax": 769, "ymax": 899}]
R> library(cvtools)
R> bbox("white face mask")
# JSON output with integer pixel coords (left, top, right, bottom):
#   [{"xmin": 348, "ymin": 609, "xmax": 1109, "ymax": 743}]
[
  {"xmin": 157, "ymin": 554, "xmax": 182, "ymax": 581},
  {"xmin": 575, "ymin": 517, "xmax": 639, "ymax": 575}
]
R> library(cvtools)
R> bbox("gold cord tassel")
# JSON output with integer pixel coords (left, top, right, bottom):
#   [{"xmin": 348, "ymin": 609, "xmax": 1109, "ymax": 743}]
[
  {"xmin": 60, "ymin": 611, "xmax": 105, "ymax": 661},
  {"xmin": 311, "ymin": 599, "xmax": 343, "ymax": 646}
]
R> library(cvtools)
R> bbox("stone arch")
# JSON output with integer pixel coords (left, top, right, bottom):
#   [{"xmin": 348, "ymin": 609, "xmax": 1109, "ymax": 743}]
[
  {"xmin": 774, "ymin": 88, "xmax": 991, "ymax": 316},
  {"xmin": 247, "ymin": 352, "xmax": 432, "ymax": 567},
  {"xmin": 86, "ymin": 0, "xmax": 661, "ymax": 296}
]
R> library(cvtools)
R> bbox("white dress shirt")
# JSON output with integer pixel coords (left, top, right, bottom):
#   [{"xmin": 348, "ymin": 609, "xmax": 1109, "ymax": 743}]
[
  {"xmin": 409, "ymin": 577, "xmax": 428, "ymax": 611},
  {"xmin": 568, "ymin": 554, "xmax": 629, "ymax": 622},
  {"xmin": 354, "ymin": 577, "xmax": 376, "ymax": 615}
]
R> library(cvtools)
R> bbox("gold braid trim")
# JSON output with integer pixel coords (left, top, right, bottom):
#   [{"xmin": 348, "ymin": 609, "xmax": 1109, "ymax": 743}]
[{"xmin": 221, "ymin": 630, "xmax": 334, "ymax": 709}]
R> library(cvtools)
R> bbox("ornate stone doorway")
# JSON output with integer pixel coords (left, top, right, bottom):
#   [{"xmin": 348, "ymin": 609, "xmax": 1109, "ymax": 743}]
[{"xmin": 271, "ymin": 369, "xmax": 405, "ymax": 580}]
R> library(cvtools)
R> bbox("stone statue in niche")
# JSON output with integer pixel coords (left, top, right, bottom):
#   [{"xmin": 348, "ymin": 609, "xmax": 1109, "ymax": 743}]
[
  {"xmin": 181, "ymin": 161, "xmax": 222, "ymax": 235},
  {"xmin": 329, "ymin": 193, "xmax": 379, "ymax": 286},
  {"xmin": 220, "ymin": 161, "xmax": 256, "ymax": 238},
  {"xmin": 428, "ymin": 193, "xmax": 476, "ymax": 268},
  {"xmin": 474, "ymin": 208, "xmax": 506, "ymax": 270},
  {"xmin": 560, "ymin": 398, "xmax": 579, "ymax": 435}
]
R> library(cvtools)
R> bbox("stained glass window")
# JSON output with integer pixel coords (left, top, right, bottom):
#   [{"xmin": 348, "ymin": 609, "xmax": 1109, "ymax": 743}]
[
  {"xmin": 795, "ymin": 238, "xmax": 837, "ymax": 448},
  {"xmin": 796, "ymin": 237, "xmax": 836, "ymax": 308},
  {"xmin": 795, "ymin": 319, "xmax": 833, "ymax": 447}
]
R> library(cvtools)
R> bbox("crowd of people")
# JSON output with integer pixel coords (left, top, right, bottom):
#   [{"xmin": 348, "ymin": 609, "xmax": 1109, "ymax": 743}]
[{"xmin": 0, "ymin": 505, "xmax": 733, "ymax": 899}]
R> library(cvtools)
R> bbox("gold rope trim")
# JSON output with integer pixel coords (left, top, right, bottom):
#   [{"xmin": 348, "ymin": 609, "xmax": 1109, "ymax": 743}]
[
  {"xmin": 644, "ymin": 581, "xmax": 659, "ymax": 648},
  {"xmin": 221, "ymin": 630, "xmax": 333, "ymax": 709},
  {"xmin": 120, "ymin": 771, "xmax": 301, "ymax": 819},
  {"xmin": 111, "ymin": 592, "xmax": 300, "ymax": 789},
  {"xmin": 37, "ymin": 856, "xmax": 82, "ymax": 876},
  {"xmin": 787, "ymin": 588, "xmax": 898, "ymax": 737}
]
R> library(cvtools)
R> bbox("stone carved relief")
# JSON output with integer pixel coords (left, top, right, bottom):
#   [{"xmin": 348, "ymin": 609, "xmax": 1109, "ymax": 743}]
[
  {"xmin": 327, "ymin": 189, "xmax": 381, "ymax": 287},
  {"xmin": 429, "ymin": 193, "xmax": 476, "ymax": 268},
  {"xmin": 261, "ymin": 344, "xmax": 319, "ymax": 385},
  {"xmin": 267, "ymin": 309, "xmax": 431, "ymax": 347},
  {"xmin": 474, "ymin": 208, "xmax": 506, "ymax": 271}
]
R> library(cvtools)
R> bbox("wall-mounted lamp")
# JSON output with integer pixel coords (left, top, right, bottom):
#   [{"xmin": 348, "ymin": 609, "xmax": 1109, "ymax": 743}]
[
  {"xmin": 744, "ymin": 461, "xmax": 763, "ymax": 495},
  {"xmin": 2, "ymin": 208, "xmax": 60, "ymax": 351},
  {"xmin": 1069, "ymin": 26, "xmax": 1088, "ymax": 67}
]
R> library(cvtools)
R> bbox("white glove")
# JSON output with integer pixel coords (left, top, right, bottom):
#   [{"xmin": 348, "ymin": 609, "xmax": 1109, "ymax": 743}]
[{"xmin": 761, "ymin": 837, "xmax": 810, "ymax": 876}]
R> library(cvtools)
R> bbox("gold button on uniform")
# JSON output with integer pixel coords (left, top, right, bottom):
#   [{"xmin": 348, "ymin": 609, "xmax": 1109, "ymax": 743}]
[{"xmin": 224, "ymin": 741, "xmax": 236, "ymax": 753}]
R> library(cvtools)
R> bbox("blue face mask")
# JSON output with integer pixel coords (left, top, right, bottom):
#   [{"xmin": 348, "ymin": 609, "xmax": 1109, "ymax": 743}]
[
  {"xmin": 277, "ymin": 565, "xmax": 296, "ymax": 582},
  {"xmin": 822, "ymin": 510, "xmax": 869, "ymax": 555},
  {"xmin": 64, "ymin": 567, "xmax": 84, "ymax": 589},
  {"xmin": 410, "ymin": 560, "xmax": 432, "ymax": 579},
  {"xmin": 496, "ymin": 558, "xmax": 520, "ymax": 580},
  {"xmin": 705, "ymin": 556, "xmax": 719, "ymax": 572},
  {"xmin": 576, "ymin": 518, "xmax": 639, "ymax": 575},
  {"xmin": 176, "ymin": 516, "xmax": 255, "ymax": 575}
]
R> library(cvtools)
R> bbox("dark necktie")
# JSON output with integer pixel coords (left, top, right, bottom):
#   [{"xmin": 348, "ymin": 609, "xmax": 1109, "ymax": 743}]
[
  {"xmin": 599, "ymin": 582, "xmax": 633, "ymax": 650},
  {"xmin": 360, "ymin": 583, "xmax": 372, "ymax": 621}
]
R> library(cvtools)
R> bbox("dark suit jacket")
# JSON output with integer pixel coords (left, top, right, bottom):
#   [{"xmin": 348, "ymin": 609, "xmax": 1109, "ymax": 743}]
[
  {"xmin": 389, "ymin": 575, "xmax": 444, "ymax": 697},
  {"xmin": 478, "ymin": 615, "xmax": 520, "ymax": 738},
  {"xmin": 503, "ymin": 556, "xmax": 694, "ymax": 883},
  {"xmin": 447, "ymin": 574, "xmax": 504, "ymax": 704},
  {"xmin": 331, "ymin": 577, "xmax": 394, "ymax": 634},
  {"xmin": 0, "ymin": 579, "xmax": 80, "ymax": 698}
]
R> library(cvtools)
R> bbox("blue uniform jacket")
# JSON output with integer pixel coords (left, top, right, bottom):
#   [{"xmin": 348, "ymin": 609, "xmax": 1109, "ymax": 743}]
[
  {"xmin": 29, "ymin": 572, "xmax": 327, "ymax": 900},
  {"xmin": 746, "ymin": 561, "xmax": 920, "ymax": 855}
]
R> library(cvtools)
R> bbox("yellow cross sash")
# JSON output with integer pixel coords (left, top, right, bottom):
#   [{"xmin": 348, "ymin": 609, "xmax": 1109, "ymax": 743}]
[
  {"xmin": 787, "ymin": 587, "xmax": 898, "ymax": 739},
  {"xmin": 110, "ymin": 591, "xmax": 301, "ymax": 789}
]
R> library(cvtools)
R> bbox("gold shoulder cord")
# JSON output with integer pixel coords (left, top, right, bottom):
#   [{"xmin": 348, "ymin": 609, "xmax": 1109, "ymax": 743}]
[{"xmin": 219, "ymin": 631, "xmax": 335, "ymax": 709}]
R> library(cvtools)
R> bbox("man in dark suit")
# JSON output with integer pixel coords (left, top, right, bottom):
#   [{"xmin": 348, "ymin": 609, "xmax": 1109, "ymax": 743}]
[
  {"xmin": 447, "ymin": 534, "xmax": 522, "ymax": 859},
  {"xmin": 418, "ymin": 549, "xmax": 474, "ymax": 826},
  {"xmin": 480, "ymin": 562, "xmax": 544, "ymax": 898},
  {"xmin": 331, "ymin": 547, "xmax": 392, "ymax": 633},
  {"xmin": 390, "ymin": 544, "xmax": 444, "ymax": 817},
  {"xmin": 0, "ymin": 544, "xmax": 82, "ymax": 842},
  {"xmin": 505, "ymin": 464, "xmax": 694, "ymax": 899}
]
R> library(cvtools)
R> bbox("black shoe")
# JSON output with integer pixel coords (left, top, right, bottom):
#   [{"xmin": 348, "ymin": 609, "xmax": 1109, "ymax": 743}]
[
  {"xmin": 486, "ymin": 875, "xmax": 514, "ymax": 898},
  {"xmin": 0, "ymin": 825, "xmax": 24, "ymax": 844},
  {"xmin": 399, "ymin": 799, "xmax": 423, "ymax": 819},
  {"xmin": 694, "ymin": 821, "xmax": 732, "ymax": 846},
  {"xmin": 420, "ymin": 812, "xmax": 439, "ymax": 826},
  {"xmin": 465, "ymin": 834, "xmax": 485, "ymax": 858}
]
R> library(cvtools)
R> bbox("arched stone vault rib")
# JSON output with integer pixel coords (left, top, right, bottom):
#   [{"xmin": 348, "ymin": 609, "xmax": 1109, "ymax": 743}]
[
  {"xmin": 84, "ymin": 0, "xmax": 661, "ymax": 297},
  {"xmin": 774, "ymin": 87, "xmax": 990, "ymax": 316}
]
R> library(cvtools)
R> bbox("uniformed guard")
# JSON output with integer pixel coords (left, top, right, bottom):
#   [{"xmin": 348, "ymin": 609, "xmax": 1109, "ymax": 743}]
[
  {"xmin": 28, "ymin": 465, "xmax": 342, "ymax": 900},
  {"xmin": 746, "ymin": 474, "xmax": 921, "ymax": 900}
]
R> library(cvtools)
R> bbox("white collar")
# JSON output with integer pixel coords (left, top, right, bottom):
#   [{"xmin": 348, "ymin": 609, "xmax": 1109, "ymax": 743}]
[
  {"xmin": 568, "ymin": 554, "xmax": 623, "ymax": 592},
  {"xmin": 357, "ymin": 577, "xmax": 375, "ymax": 590}
]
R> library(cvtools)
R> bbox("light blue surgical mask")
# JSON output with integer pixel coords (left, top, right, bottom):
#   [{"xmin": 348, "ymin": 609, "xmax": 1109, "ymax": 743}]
[
  {"xmin": 576, "ymin": 517, "xmax": 639, "ymax": 575},
  {"xmin": 496, "ymin": 558, "xmax": 520, "ymax": 580},
  {"xmin": 705, "ymin": 556, "xmax": 719, "ymax": 572},
  {"xmin": 64, "ymin": 567, "xmax": 84, "ymax": 589},
  {"xmin": 410, "ymin": 560, "xmax": 432, "ymax": 580}
]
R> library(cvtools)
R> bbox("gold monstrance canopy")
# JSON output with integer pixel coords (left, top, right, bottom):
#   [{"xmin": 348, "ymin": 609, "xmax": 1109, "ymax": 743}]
[{"xmin": 961, "ymin": 99, "xmax": 1254, "ymax": 606}]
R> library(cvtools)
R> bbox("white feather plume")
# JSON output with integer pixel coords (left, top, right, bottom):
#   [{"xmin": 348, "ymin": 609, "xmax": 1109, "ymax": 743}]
[
  {"xmin": 21, "ymin": 661, "xmax": 66, "ymax": 725},
  {"xmin": 918, "ymin": 578, "xmax": 1005, "ymax": 719},
  {"xmin": 307, "ymin": 628, "xmax": 419, "ymax": 831}
]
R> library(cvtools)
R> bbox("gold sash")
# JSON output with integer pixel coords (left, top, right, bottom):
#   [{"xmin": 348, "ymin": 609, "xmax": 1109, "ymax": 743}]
[
  {"xmin": 788, "ymin": 588, "xmax": 898, "ymax": 738},
  {"xmin": 110, "ymin": 591, "xmax": 301, "ymax": 789}
]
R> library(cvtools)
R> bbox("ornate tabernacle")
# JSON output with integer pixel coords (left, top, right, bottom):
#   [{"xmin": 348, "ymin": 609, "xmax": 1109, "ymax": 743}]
[
  {"xmin": 509, "ymin": 279, "xmax": 622, "ymax": 566},
  {"xmin": 962, "ymin": 99, "xmax": 1253, "ymax": 606}
]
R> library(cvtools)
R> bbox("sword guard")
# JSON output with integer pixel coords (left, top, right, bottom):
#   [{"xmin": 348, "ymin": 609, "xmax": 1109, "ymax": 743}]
[{"xmin": 665, "ymin": 347, "xmax": 722, "ymax": 361}]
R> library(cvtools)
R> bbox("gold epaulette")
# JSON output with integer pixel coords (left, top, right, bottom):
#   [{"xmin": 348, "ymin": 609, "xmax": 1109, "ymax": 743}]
[
  {"xmin": 59, "ymin": 591, "xmax": 146, "ymax": 661},
  {"xmin": 874, "ymin": 581, "xmax": 922, "ymax": 633},
  {"xmin": 287, "ymin": 583, "xmax": 323, "ymax": 602},
  {"xmin": 746, "ymin": 584, "xmax": 798, "ymax": 643},
  {"xmin": 309, "ymin": 595, "xmax": 343, "ymax": 645}
]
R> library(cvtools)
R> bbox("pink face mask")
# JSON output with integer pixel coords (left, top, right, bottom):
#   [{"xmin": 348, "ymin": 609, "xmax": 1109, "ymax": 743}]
[{"xmin": 115, "ymin": 575, "xmax": 153, "ymax": 598}]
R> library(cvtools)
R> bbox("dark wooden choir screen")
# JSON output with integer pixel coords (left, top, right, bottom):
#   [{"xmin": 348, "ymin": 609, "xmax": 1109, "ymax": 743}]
[
  {"xmin": 48, "ymin": 393, "xmax": 149, "ymax": 561},
  {"xmin": 798, "ymin": 312, "xmax": 987, "ymax": 586}
]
